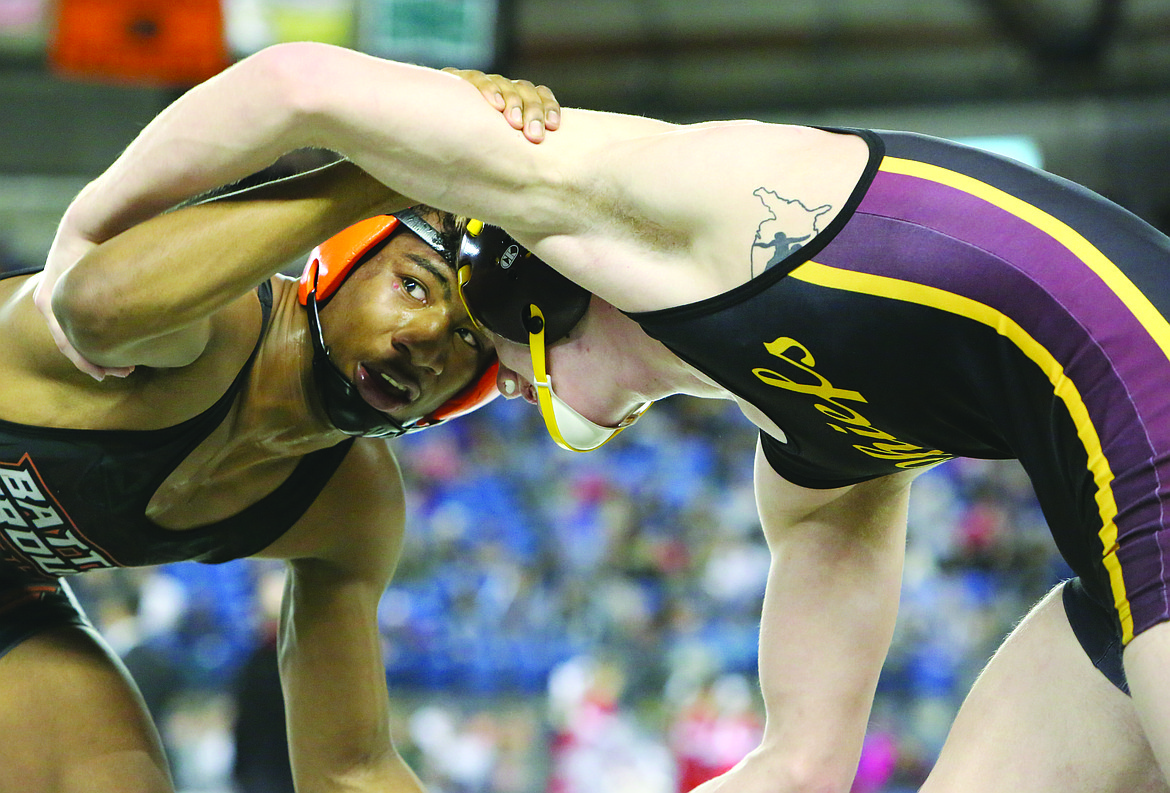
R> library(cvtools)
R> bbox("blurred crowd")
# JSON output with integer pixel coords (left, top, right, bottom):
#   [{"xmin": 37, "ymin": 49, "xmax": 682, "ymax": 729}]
[{"xmin": 61, "ymin": 392, "xmax": 1066, "ymax": 793}]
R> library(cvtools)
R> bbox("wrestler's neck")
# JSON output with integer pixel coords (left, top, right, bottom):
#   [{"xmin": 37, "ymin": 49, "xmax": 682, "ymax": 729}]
[
  {"xmin": 144, "ymin": 277, "xmax": 345, "ymax": 530},
  {"xmin": 587, "ymin": 299, "xmax": 728, "ymax": 404},
  {"xmin": 232, "ymin": 276, "xmax": 346, "ymax": 456}
]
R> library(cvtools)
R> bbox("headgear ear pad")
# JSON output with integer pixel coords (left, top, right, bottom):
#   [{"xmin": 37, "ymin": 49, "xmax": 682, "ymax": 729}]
[
  {"xmin": 298, "ymin": 215, "xmax": 401, "ymax": 308},
  {"xmin": 298, "ymin": 213, "xmax": 499, "ymax": 434},
  {"xmin": 457, "ymin": 222, "xmax": 590, "ymax": 344}
]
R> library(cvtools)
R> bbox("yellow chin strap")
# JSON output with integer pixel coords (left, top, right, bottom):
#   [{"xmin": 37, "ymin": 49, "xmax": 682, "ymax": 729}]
[{"xmin": 527, "ymin": 304, "xmax": 650, "ymax": 452}]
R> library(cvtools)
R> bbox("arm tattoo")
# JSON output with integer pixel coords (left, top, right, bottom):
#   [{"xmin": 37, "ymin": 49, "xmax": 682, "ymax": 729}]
[{"xmin": 750, "ymin": 187, "xmax": 833, "ymax": 277}]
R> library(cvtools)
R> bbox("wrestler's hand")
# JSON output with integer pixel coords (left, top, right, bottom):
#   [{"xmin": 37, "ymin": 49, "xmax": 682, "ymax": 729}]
[
  {"xmin": 443, "ymin": 67, "xmax": 561, "ymax": 143},
  {"xmin": 33, "ymin": 213, "xmax": 134, "ymax": 381}
]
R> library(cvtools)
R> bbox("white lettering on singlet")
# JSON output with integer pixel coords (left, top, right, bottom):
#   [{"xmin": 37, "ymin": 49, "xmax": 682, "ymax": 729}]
[{"xmin": 0, "ymin": 455, "xmax": 114, "ymax": 575}]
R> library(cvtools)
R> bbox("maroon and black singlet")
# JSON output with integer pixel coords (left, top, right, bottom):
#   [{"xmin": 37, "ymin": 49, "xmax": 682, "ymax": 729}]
[{"xmin": 630, "ymin": 129, "xmax": 1170, "ymax": 686}]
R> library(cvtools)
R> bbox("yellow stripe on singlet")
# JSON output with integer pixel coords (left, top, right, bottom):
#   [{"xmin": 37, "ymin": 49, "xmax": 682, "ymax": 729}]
[
  {"xmin": 790, "ymin": 261, "xmax": 1132, "ymax": 640},
  {"xmin": 882, "ymin": 157, "xmax": 1170, "ymax": 359},
  {"xmin": 879, "ymin": 156, "xmax": 1170, "ymax": 645},
  {"xmin": 796, "ymin": 153, "xmax": 1151, "ymax": 642}
]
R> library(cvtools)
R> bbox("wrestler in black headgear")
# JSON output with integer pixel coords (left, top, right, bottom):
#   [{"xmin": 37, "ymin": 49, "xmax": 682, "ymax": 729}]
[
  {"xmin": 456, "ymin": 220, "xmax": 650, "ymax": 453},
  {"xmin": 456, "ymin": 220, "xmax": 591, "ymax": 344}
]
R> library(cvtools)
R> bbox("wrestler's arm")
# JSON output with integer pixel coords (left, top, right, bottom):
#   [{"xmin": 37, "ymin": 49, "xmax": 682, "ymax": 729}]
[
  {"xmin": 46, "ymin": 54, "xmax": 566, "ymax": 257},
  {"xmin": 37, "ymin": 44, "xmax": 667, "ymax": 248},
  {"xmin": 39, "ymin": 64, "xmax": 562, "ymax": 377},
  {"xmin": 692, "ymin": 447, "xmax": 912, "ymax": 793},
  {"xmin": 49, "ymin": 43, "xmax": 867, "ymax": 315},
  {"xmin": 51, "ymin": 159, "xmax": 401, "ymax": 370},
  {"xmin": 261, "ymin": 438, "xmax": 426, "ymax": 792}
]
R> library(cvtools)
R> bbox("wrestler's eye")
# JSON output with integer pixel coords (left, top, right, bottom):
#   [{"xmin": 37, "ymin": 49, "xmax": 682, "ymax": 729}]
[
  {"xmin": 401, "ymin": 276, "xmax": 427, "ymax": 302},
  {"xmin": 456, "ymin": 327, "xmax": 482, "ymax": 351}
]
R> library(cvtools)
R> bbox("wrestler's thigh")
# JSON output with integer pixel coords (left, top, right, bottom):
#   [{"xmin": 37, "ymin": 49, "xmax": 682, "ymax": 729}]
[
  {"xmin": 0, "ymin": 624, "xmax": 173, "ymax": 793},
  {"xmin": 922, "ymin": 584, "xmax": 1167, "ymax": 793}
]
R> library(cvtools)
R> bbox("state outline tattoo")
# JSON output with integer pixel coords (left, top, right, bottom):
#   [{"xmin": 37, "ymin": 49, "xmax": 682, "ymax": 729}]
[{"xmin": 750, "ymin": 187, "xmax": 833, "ymax": 277}]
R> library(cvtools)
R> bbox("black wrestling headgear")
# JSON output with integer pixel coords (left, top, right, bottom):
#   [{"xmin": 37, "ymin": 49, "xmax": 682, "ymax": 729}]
[
  {"xmin": 456, "ymin": 220, "xmax": 591, "ymax": 344},
  {"xmin": 455, "ymin": 219, "xmax": 651, "ymax": 453}
]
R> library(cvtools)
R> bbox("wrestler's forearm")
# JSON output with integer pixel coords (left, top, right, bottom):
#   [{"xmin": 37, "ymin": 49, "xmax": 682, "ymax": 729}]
[
  {"xmin": 61, "ymin": 53, "xmax": 313, "ymax": 248},
  {"xmin": 744, "ymin": 454, "xmax": 911, "ymax": 793},
  {"xmin": 64, "ymin": 43, "xmax": 653, "ymax": 247},
  {"xmin": 59, "ymin": 45, "xmax": 465, "ymax": 246},
  {"xmin": 54, "ymin": 160, "xmax": 404, "ymax": 367},
  {"xmin": 280, "ymin": 551, "xmax": 427, "ymax": 793}
]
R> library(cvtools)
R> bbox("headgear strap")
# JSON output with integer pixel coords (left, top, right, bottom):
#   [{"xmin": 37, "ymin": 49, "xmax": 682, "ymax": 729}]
[{"xmin": 457, "ymin": 221, "xmax": 650, "ymax": 451}]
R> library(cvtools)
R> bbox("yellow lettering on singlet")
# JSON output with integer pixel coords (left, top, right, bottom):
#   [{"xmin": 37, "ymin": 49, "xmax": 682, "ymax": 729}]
[{"xmin": 753, "ymin": 335, "xmax": 951, "ymax": 469}]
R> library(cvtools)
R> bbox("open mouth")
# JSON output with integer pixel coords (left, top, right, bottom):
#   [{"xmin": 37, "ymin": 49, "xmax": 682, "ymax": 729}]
[{"xmin": 354, "ymin": 363, "xmax": 417, "ymax": 412}]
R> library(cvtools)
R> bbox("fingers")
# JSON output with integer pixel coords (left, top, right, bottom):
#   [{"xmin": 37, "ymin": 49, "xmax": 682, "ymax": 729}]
[
  {"xmin": 499, "ymin": 77, "xmax": 559, "ymax": 143},
  {"xmin": 535, "ymin": 84, "xmax": 560, "ymax": 130},
  {"xmin": 443, "ymin": 67, "xmax": 561, "ymax": 143},
  {"xmin": 62, "ymin": 348, "xmax": 135, "ymax": 381},
  {"xmin": 443, "ymin": 66, "xmax": 506, "ymax": 111},
  {"xmin": 50, "ymin": 319, "xmax": 135, "ymax": 380}
]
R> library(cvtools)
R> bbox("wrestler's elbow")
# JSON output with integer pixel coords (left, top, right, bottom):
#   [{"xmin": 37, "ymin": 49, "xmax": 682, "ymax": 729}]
[
  {"xmin": 57, "ymin": 305, "xmax": 209, "ymax": 370},
  {"xmin": 51, "ymin": 269, "xmax": 119, "ymax": 358},
  {"xmin": 52, "ymin": 275, "xmax": 206, "ymax": 368},
  {"xmin": 241, "ymin": 42, "xmax": 347, "ymax": 133}
]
